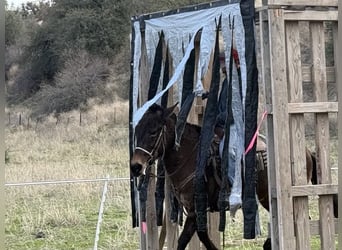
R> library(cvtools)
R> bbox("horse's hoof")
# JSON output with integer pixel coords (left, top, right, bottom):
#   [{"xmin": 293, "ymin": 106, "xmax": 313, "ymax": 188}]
[{"xmin": 263, "ymin": 238, "xmax": 271, "ymax": 250}]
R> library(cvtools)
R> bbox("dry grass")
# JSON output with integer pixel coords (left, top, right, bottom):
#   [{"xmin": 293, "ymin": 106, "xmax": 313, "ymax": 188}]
[
  {"xmin": 5, "ymin": 101, "xmax": 338, "ymax": 249},
  {"xmin": 5, "ymin": 101, "xmax": 138, "ymax": 250}
]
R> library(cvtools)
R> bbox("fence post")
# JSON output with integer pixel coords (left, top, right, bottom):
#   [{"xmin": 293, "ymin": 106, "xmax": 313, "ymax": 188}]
[
  {"xmin": 93, "ymin": 175, "xmax": 109, "ymax": 250},
  {"xmin": 113, "ymin": 107, "xmax": 117, "ymax": 124},
  {"xmin": 35, "ymin": 119, "xmax": 39, "ymax": 131}
]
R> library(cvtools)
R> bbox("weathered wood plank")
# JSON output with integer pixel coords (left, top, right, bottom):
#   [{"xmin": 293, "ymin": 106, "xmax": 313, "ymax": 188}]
[
  {"xmin": 332, "ymin": 21, "xmax": 338, "ymax": 107},
  {"xmin": 287, "ymin": 102, "xmax": 338, "ymax": 113},
  {"xmin": 310, "ymin": 21, "xmax": 335, "ymax": 249},
  {"xmin": 337, "ymin": 2, "xmax": 342, "ymax": 241},
  {"xmin": 284, "ymin": 10, "xmax": 338, "ymax": 21},
  {"xmin": 165, "ymin": 176, "xmax": 179, "ymax": 250},
  {"xmin": 260, "ymin": 8, "xmax": 279, "ymax": 249},
  {"xmin": 268, "ymin": 8, "xmax": 295, "ymax": 249},
  {"xmin": 208, "ymin": 213, "xmax": 220, "ymax": 250},
  {"xmin": 310, "ymin": 219, "xmax": 339, "ymax": 235},
  {"xmin": 292, "ymin": 184, "xmax": 338, "ymax": 196},
  {"xmin": 139, "ymin": 33, "xmax": 150, "ymax": 106},
  {"xmin": 188, "ymin": 41, "xmax": 200, "ymax": 125},
  {"xmin": 302, "ymin": 66, "xmax": 336, "ymax": 83},
  {"xmin": 146, "ymin": 165, "xmax": 159, "ymax": 250},
  {"xmin": 286, "ymin": 20, "xmax": 310, "ymax": 250},
  {"xmin": 267, "ymin": 0, "xmax": 337, "ymax": 7}
]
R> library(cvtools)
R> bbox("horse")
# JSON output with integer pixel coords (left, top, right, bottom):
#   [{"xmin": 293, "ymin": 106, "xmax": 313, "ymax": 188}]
[
  {"xmin": 131, "ymin": 103, "xmax": 221, "ymax": 250},
  {"xmin": 130, "ymin": 103, "xmax": 337, "ymax": 250}
]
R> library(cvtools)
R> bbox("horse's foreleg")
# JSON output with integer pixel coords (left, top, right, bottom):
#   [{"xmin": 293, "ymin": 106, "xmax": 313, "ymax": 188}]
[{"xmin": 177, "ymin": 215, "xmax": 196, "ymax": 250}]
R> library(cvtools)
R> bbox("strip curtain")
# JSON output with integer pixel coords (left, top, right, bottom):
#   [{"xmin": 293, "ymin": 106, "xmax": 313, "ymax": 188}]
[{"xmin": 129, "ymin": 0, "xmax": 258, "ymax": 238}]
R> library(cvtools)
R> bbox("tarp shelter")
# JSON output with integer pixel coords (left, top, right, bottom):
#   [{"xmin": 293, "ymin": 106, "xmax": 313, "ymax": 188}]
[{"xmin": 129, "ymin": 0, "xmax": 259, "ymax": 244}]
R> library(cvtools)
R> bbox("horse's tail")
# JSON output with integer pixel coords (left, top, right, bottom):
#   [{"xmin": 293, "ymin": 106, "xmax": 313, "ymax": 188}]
[{"xmin": 310, "ymin": 151, "xmax": 318, "ymax": 185}]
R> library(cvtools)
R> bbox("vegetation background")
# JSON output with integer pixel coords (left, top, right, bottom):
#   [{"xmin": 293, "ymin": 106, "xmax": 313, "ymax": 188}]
[{"xmin": 5, "ymin": 0, "xmax": 337, "ymax": 249}]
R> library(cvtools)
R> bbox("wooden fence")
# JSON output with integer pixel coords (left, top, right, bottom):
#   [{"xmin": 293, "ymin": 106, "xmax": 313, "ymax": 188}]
[{"xmin": 258, "ymin": 0, "xmax": 339, "ymax": 249}]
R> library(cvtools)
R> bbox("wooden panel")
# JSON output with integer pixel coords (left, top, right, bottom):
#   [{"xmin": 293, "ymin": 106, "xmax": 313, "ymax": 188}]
[
  {"xmin": 198, "ymin": 49, "xmax": 214, "ymax": 123},
  {"xmin": 286, "ymin": 20, "xmax": 310, "ymax": 250},
  {"xmin": 310, "ymin": 219, "xmax": 339, "ymax": 235},
  {"xmin": 267, "ymin": 0, "xmax": 338, "ymax": 7},
  {"xmin": 268, "ymin": 8, "xmax": 295, "ymax": 249},
  {"xmin": 165, "ymin": 176, "xmax": 179, "ymax": 249},
  {"xmin": 146, "ymin": 165, "xmax": 159, "ymax": 250},
  {"xmin": 188, "ymin": 41, "xmax": 200, "ymax": 125},
  {"xmin": 292, "ymin": 184, "xmax": 338, "ymax": 196},
  {"xmin": 284, "ymin": 10, "xmax": 338, "ymax": 21},
  {"xmin": 337, "ymin": 2, "xmax": 342, "ymax": 241},
  {"xmin": 288, "ymin": 102, "xmax": 338, "ymax": 113},
  {"xmin": 260, "ymin": 11, "xmax": 273, "ymax": 107},
  {"xmin": 260, "ymin": 9, "xmax": 279, "ymax": 249},
  {"xmin": 302, "ymin": 66, "xmax": 336, "ymax": 83},
  {"xmin": 310, "ymin": 21, "xmax": 335, "ymax": 249},
  {"xmin": 332, "ymin": 21, "xmax": 338, "ymax": 93},
  {"xmin": 208, "ymin": 213, "xmax": 220, "ymax": 250},
  {"xmin": 139, "ymin": 33, "xmax": 150, "ymax": 106}
]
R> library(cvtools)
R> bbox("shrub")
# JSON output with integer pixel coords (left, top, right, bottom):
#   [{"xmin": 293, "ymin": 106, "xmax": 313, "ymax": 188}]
[{"xmin": 27, "ymin": 50, "xmax": 111, "ymax": 118}]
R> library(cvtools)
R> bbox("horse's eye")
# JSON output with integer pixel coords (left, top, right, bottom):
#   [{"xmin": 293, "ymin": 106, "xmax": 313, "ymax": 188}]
[
  {"xmin": 150, "ymin": 131, "xmax": 159, "ymax": 137},
  {"xmin": 150, "ymin": 128, "xmax": 161, "ymax": 137}
]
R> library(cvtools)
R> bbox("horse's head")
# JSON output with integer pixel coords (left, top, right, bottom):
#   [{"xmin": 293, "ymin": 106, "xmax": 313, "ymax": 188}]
[{"xmin": 130, "ymin": 103, "xmax": 178, "ymax": 177}]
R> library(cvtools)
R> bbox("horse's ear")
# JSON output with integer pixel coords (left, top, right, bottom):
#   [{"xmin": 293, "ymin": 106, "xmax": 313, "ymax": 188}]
[{"xmin": 164, "ymin": 102, "xmax": 179, "ymax": 118}]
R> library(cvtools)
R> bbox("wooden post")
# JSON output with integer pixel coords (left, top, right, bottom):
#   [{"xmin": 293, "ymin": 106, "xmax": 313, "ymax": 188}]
[
  {"xmin": 35, "ymin": 119, "xmax": 39, "ymax": 131},
  {"xmin": 310, "ymin": 21, "xmax": 335, "ymax": 249},
  {"xmin": 337, "ymin": 0, "xmax": 342, "ymax": 243},
  {"xmin": 113, "ymin": 107, "xmax": 117, "ymax": 124},
  {"xmin": 146, "ymin": 165, "xmax": 159, "ymax": 250},
  {"xmin": 259, "ymin": 8, "xmax": 280, "ymax": 249},
  {"xmin": 139, "ymin": 197, "xmax": 147, "ymax": 250},
  {"xmin": 268, "ymin": 8, "xmax": 295, "ymax": 249},
  {"xmin": 286, "ymin": 20, "xmax": 310, "ymax": 250},
  {"xmin": 19, "ymin": 113, "xmax": 21, "ymax": 126},
  {"xmin": 165, "ymin": 176, "xmax": 179, "ymax": 249},
  {"xmin": 267, "ymin": 0, "xmax": 337, "ymax": 6},
  {"xmin": 139, "ymin": 32, "xmax": 150, "ymax": 106}
]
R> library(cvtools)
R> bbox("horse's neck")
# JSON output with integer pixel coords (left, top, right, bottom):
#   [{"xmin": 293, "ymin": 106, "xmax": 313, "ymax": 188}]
[
  {"xmin": 164, "ymin": 118, "xmax": 200, "ymax": 150},
  {"xmin": 163, "ymin": 119, "xmax": 196, "ymax": 182}
]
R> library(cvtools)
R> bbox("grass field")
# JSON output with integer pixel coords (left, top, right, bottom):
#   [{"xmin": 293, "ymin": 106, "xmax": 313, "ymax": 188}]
[{"xmin": 5, "ymin": 102, "xmax": 338, "ymax": 249}]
